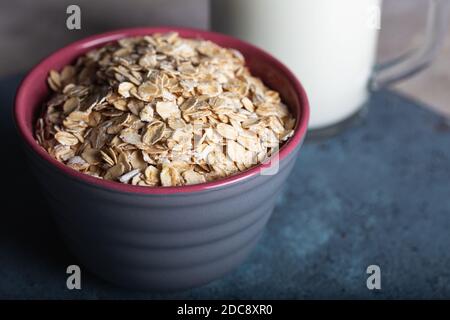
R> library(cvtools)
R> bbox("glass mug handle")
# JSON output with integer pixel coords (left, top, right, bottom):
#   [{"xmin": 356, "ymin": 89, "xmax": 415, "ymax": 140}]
[{"xmin": 370, "ymin": 0, "xmax": 450, "ymax": 90}]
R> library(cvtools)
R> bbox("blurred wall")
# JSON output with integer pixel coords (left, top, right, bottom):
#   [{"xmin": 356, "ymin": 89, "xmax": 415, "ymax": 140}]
[
  {"xmin": 0, "ymin": 0, "xmax": 208, "ymax": 74},
  {"xmin": 0, "ymin": 0, "xmax": 449, "ymax": 117}
]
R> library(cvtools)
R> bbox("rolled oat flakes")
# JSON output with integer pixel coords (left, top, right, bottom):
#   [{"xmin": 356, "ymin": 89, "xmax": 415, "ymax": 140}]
[{"xmin": 35, "ymin": 33, "xmax": 295, "ymax": 187}]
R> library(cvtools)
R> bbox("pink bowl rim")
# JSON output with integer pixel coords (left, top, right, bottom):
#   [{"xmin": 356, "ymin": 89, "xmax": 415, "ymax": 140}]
[{"xmin": 14, "ymin": 27, "xmax": 309, "ymax": 195}]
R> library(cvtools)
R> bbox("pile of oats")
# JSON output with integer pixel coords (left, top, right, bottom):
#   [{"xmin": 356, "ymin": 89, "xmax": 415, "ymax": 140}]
[{"xmin": 35, "ymin": 32, "xmax": 295, "ymax": 187}]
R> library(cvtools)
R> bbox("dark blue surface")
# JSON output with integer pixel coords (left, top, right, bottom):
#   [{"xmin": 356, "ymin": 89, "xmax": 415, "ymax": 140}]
[{"xmin": 1, "ymin": 75, "xmax": 450, "ymax": 299}]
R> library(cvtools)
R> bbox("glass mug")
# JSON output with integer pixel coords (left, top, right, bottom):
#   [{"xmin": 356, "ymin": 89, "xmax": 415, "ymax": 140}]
[{"xmin": 210, "ymin": 0, "xmax": 450, "ymax": 137}]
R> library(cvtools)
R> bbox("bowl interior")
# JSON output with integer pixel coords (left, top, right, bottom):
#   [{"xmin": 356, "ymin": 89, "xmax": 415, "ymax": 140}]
[{"xmin": 14, "ymin": 27, "xmax": 309, "ymax": 194}]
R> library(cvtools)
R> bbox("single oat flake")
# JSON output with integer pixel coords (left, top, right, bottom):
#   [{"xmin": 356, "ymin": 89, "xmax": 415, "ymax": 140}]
[{"xmin": 35, "ymin": 32, "xmax": 296, "ymax": 186}]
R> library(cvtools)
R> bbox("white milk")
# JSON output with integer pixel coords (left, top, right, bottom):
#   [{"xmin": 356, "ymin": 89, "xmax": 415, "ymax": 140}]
[{"xmin": 211, "ymin": 0, "xmax": 382, "ymax": 129}]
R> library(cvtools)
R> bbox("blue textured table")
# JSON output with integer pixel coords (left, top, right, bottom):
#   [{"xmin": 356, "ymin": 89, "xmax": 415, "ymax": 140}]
[{"xmin": 1, "ymin": 75, "xmax": 450, "ymax": 299}]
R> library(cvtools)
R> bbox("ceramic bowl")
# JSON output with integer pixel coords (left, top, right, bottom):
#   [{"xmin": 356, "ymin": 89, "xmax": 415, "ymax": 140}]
[{"xmin": 14, "ymin": 27, "xmax": 309, "ymax": 291}]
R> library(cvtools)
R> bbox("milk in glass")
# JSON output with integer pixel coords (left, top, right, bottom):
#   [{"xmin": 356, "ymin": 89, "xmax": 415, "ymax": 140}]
[{"xmin": 211, "ymin": 0, "xmax": 382, "ymax": 129}]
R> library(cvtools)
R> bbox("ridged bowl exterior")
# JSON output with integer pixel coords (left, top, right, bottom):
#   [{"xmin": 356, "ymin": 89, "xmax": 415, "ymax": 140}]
[
  {"xmin": 14, "ymin": 27, "xmax": 309, "ymax": 291},
  {"xmin": 26, "ymin": 143, "xmax": 300, "ymax": 291}
]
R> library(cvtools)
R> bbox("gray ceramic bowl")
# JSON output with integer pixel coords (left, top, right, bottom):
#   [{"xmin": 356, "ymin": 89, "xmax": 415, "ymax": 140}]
[{"xmin": 14, "ymin": 27, "xmax": 309, "ymax": 291}]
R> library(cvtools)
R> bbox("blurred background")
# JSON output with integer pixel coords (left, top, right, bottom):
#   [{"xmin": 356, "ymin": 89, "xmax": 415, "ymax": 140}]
[{"xmin": 1, "ymin": 0, "xmax": 449, "ymax": 117}]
